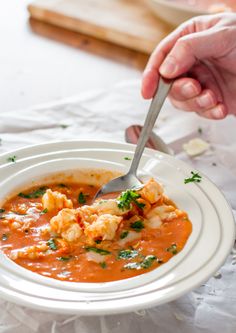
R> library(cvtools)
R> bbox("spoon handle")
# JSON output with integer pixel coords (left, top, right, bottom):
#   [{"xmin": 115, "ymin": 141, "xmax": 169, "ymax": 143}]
[{"xmin": 129, "ymin": 77, "xmax": 173, "ymax": 175}]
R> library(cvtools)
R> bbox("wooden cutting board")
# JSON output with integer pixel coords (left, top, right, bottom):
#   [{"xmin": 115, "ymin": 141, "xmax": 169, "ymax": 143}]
[{"xmin": 28, "ymin": 0, "xmax": 172, "ymax": 54}]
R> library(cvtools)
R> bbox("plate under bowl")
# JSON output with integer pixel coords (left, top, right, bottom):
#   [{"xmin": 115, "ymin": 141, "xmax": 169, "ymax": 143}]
[{"xmin": 0, "ymin": 140, "xmax": 234, "ymax": 315}]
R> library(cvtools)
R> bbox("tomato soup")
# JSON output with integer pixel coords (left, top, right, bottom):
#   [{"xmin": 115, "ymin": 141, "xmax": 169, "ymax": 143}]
[{"xmin": 0, "ymin": 178, "xmax": 192, "ymax": 283}]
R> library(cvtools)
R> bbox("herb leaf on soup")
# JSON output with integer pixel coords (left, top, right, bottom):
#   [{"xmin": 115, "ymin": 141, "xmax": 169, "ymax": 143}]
[
  {"xmin": 120, "ymin": 230, "xmax": 129, "ymax": 239},
  {"xmin": 57, "ymin": 256, "xmax": 72, "ymax": 261},
  {"xmin": 118, "ymin": 249, "xmax": 138, "ymax": 259},
  {"xmin": 47, "ymin": 238, "xmax": 57, "ymax": 251},
  {"xmin": 140, "ymin": 255, "xmax": 156, "ymax": 269},
  {"xmin": 166, "ymin": 243, "xmax": 178, "ymax": 255},
  {"xmin": 78, "ymin": 192, "xmax": 89, "ymax": 204},
  {"xmin": 18, "ymin": 187, "xmax": 47, "ymax": 199},
  {"xmin": 100, "ymin": 262, "xmax": 107, "ymax": 269},
  {"xmin": 85, "ymin": 247, "xmax": 111, "ymax": 255},
  {"xmin": 130, "ymin": 220, "xmax": 144, "ymax": 232},
  {"xmin": 117, "ymin": 189, "xmax": 145, "ymax": 210}
]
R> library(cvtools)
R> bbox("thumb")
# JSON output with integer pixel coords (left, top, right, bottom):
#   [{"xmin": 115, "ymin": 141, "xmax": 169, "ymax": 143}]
[{"xmin": 159, "ymin": 28, "xmax": 225, "ymax": 78}]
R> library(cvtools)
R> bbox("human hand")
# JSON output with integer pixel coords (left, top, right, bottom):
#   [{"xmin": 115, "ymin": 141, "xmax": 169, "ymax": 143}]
[{"xmin": 141, "ymin": 13, "xmax": 236, "ymax": 119}]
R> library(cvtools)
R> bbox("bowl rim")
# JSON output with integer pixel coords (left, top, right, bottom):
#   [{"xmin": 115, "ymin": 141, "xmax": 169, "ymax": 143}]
[{"xmin": 149, "ymin": 0, "xmax": 207, "ymax": 15}]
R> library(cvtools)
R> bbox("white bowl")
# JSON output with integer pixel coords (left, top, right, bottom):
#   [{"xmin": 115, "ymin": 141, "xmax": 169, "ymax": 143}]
[
  {"xmin": 0, "ymin": 140, "xmax": 234, "ymax": 315},
  {"xmin": 147, "ymin": 0, "xmax": 205, "ymax": 26}
]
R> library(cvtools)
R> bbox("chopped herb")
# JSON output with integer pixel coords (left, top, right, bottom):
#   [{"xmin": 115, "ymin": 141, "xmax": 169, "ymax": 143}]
[
  {"xmin": 78, "ymin": 192, "xmax": 89, "ymax": 204},
  {"xmin": 212, "ymin": 162, "xmax": 217, "ymax": 167},
  {"xmin": 7, "ymin": 155, "xmax": 17, "ymax": 163},
  {"xmin": 100, "ymin": 262, "xmax": 107, "ymax": 269},
  {"xmin": 118, "ymin": 249, "xmax": 139, "ymax": 259},
  {"xmin": 47, "ymin": 238, "xmax": 57, "ymax": 251},
  {"xmin": 198, "ymin": 127, "xmax": 202, "ymax": 134},
  {"xmin": 0, "ymin": 209, "xmax": 5, "ymax": 213},
  {"xmin": 122, "ymin": 255, "xmax": 157, "ymax": 270},
  {"xmin": 57, "ymin": 256, "xmax": 72, "ymax": 261},
  {"xmin": 140, "ymin": 255, "xmax": 157, "ymax": 269},
  {"xmin": 120, "ymin": 230, "xmax": 129, "ymax": 239},
  {"xmin": 117, "ymin": 189, "xmax": 145, "ymax": 210},
  {"xmin": 85, "ymin": 247, "xmax": 111, "ymax": 255},
  {"xmin": 18, "ymin": 186, "xmax": 47, "ymax": 199},
  {"xmin": 130, "ymin": 220, "xmax": 144, "ymax": 232},
  {"xmin": 1, "ymin": 233, "xmax": 8, "ymax": 241},
  {"xmin": 166, "ymin": 243, "xmax": 178, "ymax": 255},
  {"xmin": 41, "ymin": 208, "xmax": 48, "ymax": 215},
  {"xmin": 124, "ymin": 157, "xmax": 132, "ymax": 161},
  {"xmin": 123, "ymin": 262, "xmax": 140, "ymax": 270},
  {"xmin": 95, "ymin": 239, "xmax": 102, "ymax": 244},
  {"xmin": 60, "ymin": 124, "xmax": 69, "ymax": 129},
  {"xmin": 184, "ymin": 171, "xmax": 202, "ymax": 184}
]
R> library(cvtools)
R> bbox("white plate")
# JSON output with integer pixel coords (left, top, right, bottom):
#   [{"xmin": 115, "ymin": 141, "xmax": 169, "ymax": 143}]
[{"xmin": 0, "ymin": 140, "xmax": 234, "ymax": 315}]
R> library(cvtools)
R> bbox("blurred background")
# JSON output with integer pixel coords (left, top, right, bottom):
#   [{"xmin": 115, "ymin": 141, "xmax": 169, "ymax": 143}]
[{"xmin": 1, "ymin": 0, "xmax": 234, "ymax": 113}]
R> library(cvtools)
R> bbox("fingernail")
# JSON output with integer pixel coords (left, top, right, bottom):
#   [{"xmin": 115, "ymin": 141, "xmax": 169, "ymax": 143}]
[
  {"xmin": 211, "ymin": 105, "xmax": 225, "ymax": 119},
  {"xmin": 181, "ymin": 82, "xmax": 198, "ymax": 97},
  {"xmin": 160, "ymin": 57, "xmax": 178, "ymax": 76},
  {"xmin": 197, "ymin": 93, "xmax": 214, "ymax": 108}
]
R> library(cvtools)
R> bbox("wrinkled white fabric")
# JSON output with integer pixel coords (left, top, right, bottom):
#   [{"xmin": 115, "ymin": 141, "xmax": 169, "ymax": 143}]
[{"xmin": 0, "ymin": 80, "xmax": 235, "ymax": 333}]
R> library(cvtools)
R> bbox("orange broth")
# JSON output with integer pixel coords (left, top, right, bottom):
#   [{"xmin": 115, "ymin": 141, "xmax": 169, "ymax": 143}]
[{"xmin": 0, "ymin": 182, "xmax": 192, "ymax": 283}]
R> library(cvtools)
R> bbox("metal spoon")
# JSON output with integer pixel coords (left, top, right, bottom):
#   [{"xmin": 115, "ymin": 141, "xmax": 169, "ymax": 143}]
[{"xmin": 95, "ymin": 77, "xmax": 173, "ymax": 199}]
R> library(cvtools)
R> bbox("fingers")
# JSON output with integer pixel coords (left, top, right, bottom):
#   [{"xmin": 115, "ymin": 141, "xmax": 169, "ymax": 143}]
[
  {"xmin": 197, "ymin": 103, "xmax": 227, "ymax": 120},
  {"xmin": 170, "ymin": 78, "xmax": 201, "ymax": 101},
  {"xmin": 169, "ymin": 84, "xmax": 228, "ymax": 119}
]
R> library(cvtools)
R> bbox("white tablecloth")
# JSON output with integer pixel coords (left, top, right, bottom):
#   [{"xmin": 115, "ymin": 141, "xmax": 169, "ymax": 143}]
[{"xmin": 0, "ymin": 80, "xmax": 235, "ymax": 333}]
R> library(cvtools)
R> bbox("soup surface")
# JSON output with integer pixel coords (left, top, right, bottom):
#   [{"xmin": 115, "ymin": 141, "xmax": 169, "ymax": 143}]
[{"xmin": 0, "ymin": 177, "xmax": 192, "ymax": 283}]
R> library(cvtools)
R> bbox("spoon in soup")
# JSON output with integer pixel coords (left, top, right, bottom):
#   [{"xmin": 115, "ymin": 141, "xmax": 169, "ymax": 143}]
[{"xmin": 95, "ymin": 77, "xmax": 173, "ymax": 199}]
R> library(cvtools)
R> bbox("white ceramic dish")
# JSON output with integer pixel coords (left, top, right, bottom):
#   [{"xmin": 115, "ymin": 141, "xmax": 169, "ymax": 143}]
[
  {"xmin": 147, "ymin": 0, "xmax": 205, "ymax": 26},
  {"xmin": 0, "ymin": 140, "xmax": 234, "ymax": 315}
]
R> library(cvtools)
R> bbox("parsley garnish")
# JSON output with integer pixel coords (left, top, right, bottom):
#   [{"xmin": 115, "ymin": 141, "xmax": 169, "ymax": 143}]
[
  {"xmin": 118, "ymin": 249, "xmax": 139, "ymax": 259},
  {"xmin": 41, "ymin": 208, "xmax": 48, "ymax": 215},
  {"xmin": 95, "ymin": 239, "xmax": 102, "ymax": 244},
  {"xmin": 184, "ymin": 171, "xmax": 202, "ymax": 184},
  {"xmin": 85, "ymin": 247, "xmax": 110, "ymax": 255},
  {"xmin": 166, "ymin": 243, "xmax": 178, "ymax": 255},
  {"xmin": 60, "ymin": 124, "xmax": 69, "ymax": 129},
  {"xmin": 18, "ymin": 187, "xmax": 47, "ymax": 199},
  {"xmin": 117, "ymin": 189, "xmax": 145, "ymax": 210},
  {"xmin": 47, "ymin": 238, "xmax": 57, "ymax": 251},
  {"xmin": 124, "ymin": 157, "xmax": 132, "ymax": 161},
  {"xmin": 122, "ymin": 255, "xmax": 157, "ymax": 270},
  {"xmin": 78, "ymin": 192, "xmax": 89, "ymax": 204},
  {"xmin": 0, "ymin": 209, "xmax": 5, "ymax": 213},
  {"xmin": 198, "ymin": 127, "xmax": 202, "ymax": 134},
  {"xmin": 7, "ymin": 155, "xmax": 17, "ymax": 163},
  {"xmin": 1, "ymin": 233, "xmax": 8, "ymax": 241},
  {"xmin": 100, "ymin": 262, "xmax": 107, "ymax": 269},
  {"xmin": 140, "ymin": 255, "xmax": 157, "ymax": 269},
  {"xmin": 130, "ymin": 220, "xmax": 144, "ymax": 232},
  {"xmin": 120, "ymin": 230, "xmax": 129, "ymax": 239},
  {"xmin": 57, "ymin": 256, "xmax": 72, "ymax": 261}
]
